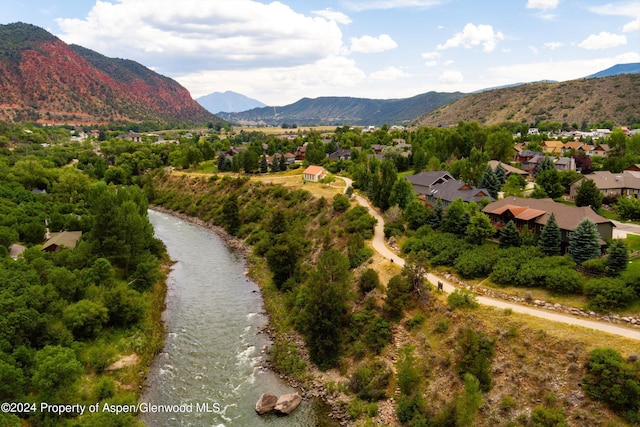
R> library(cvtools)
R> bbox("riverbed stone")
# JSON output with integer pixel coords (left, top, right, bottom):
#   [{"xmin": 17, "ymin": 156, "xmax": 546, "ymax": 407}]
[
  {"xmin": 274, "ymin": 393, "xmax": 302, "ymax": 414},
  {"xmin": 255, "ymin": 393, "xmax": 278, "ymax": 414}
]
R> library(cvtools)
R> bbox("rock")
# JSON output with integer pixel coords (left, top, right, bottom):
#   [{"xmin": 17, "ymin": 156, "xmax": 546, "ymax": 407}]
[
  {"xmin": 274, "ymin": 393, "xmax": 302, "ymax": 415},
  {"xmin": 255, "ymin": 393, "xmax": 278, "ymax": 415}
]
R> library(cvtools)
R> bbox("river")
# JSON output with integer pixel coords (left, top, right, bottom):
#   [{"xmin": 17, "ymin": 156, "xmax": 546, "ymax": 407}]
[{"xmin": 140, "ymin": 209, "xmax": 320, "ymax": 426}]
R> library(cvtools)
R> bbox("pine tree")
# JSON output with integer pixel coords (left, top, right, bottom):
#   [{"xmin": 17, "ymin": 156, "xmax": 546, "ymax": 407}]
[
  {"xmin": 478, "ymin": 165, "xmax": 500, "ymax": 199},
  {"xmin": 495, "ymin": 164, "xmax": 507, "ymax": 185},
  {"xmin": 606, "ymin": 239, "xmax": 628, "ymax": 276},
  {"xmin": 259, "ymin": 154, "xmax": 268, "ymax": 173},
  {"xmin": 535, "ymin": 156, "xmax": 555, "ymax": 177},
  {"xmin": 279, "ymin": 154, "xmax": 287, "ymax": 171},
  {"xmin": 499, "ymin": 220, "xmax": 521, "ymax": 248},
  {"xmin": 428, "ymin": 200, "xmax": 444, "ymax": 229},
  {"xmin": 569, "ymin": 218, "xmax": 601, "ymax": 265},
  {"xmin": 539, "ymin": 213, "xmax": 561, "ymax": 255},
  {"xmin": 575, "ymin": 178, "xmax": 603, "ymax": 210}
]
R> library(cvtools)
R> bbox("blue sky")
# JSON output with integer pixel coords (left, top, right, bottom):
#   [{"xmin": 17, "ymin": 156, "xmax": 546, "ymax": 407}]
[{"xmin": 1, "ymin": 0, "xmax": 638, "ymax": 105}]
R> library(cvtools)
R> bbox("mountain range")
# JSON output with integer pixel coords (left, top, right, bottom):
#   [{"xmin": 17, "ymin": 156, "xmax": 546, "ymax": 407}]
[{"xmin": 0, "ymin": 22, "xmax": 220, "ymax": 125}]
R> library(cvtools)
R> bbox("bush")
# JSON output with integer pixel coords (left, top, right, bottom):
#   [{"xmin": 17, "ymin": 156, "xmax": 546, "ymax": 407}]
[
  {"xmin": 455, "ymin": 247, "xmax": 494, "ymax": 278},
  {"xmin": 584, "ymin": 278, "xmax": 636, "ymax": 311},
  {"xmin": 348, "ymin": 360, "xmax": 392, "ymax": 402},
  {"xmin": 582, "ymin": 348, "xmax": 640, "ymax": 423},
  {"xmin": 581, "ymin": 257, "xmax": 607, "ymax": 275},
  {"xmin": 529, "ymin": 407, "xmax": 569, "ymax": 427},
  {"xmin": 447, "ymin": 289, "xmax": 479, "ymax": 309},
  {"xmin": 405, "ymin": 313, "xmax": 426, "ymax": 331},
  {"xmin": 332, "ymin": 193, "xmax": 350, "ymax": 212},
  {"xmin": 63, "ymin": 300, "xmax": 109, "ymax": 339},
  {"xmin": 545, "ymin": 267, "xmax": 583, "ymax": 295},
  {"xmin": 456, "ymin": 326, "xmax": 495, "ymax": 391},
  {"xmin": 358, "ymin": 268, "xmax": 381, "ymax": 294}
]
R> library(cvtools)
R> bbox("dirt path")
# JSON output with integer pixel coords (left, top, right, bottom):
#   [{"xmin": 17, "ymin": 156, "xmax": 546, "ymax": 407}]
[{"xmin": 337, "ymin": 177, "xmax": 640, "ymax": 341}]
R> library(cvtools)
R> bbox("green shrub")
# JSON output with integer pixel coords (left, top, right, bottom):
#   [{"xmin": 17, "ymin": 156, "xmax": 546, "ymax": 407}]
[
  {"xmin": 348, "ymin": 359, "xmax": 391, "ymax": 402},
  {"xmin": 447, "ymin": 289, "xmax": 479, "ymax": 309},
  {"xmin": 584, "ymin": 278, "xmax": 636, "ymax": 311},
  {"xmin": 405, "ymin": 313, "xmax": 426, "ymax": 331},
  {"xmin": 358, "ymin": 268, "xmax": 380, "ymax": 294},
  {"xmin": 529, "ymin": 406, "xmax": 569, "ymax": 426}
]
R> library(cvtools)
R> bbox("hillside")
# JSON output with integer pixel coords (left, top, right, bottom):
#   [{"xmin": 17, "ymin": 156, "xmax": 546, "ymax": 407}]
[
  {"xmin": 0, "ymin": 22, "xmax": 222, "ymax": 125},
  {"xmin": 197, "ymin": 90, "xmax": 266, "ymax": 114},
  {"xmin": 416, "ymin": 74, "xmax": 640, "ymax": 127},
  {"xmin": 225, "ymin": 91, "xmax": 466, "ymax": 126},
  {"xmin": 587, "ymin": 63, "xmax": 640, "ymax": 78}
]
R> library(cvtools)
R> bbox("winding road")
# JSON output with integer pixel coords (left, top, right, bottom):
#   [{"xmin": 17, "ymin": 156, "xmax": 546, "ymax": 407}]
[{"xmin": 339, "ymin": 177, "xmax": 640, "ymax": 341}]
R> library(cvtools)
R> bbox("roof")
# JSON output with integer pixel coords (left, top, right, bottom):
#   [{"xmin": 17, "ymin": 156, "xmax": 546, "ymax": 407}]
[
  {"xmin": 9, "ymin": 243, "xmax": 26, "ymax": 259},
  {"xmin": 563, "ymin": 141, "xmax": 583, "ymax": 150},
  {"xmin": 488, "ymin": 160, "xmax": 528, "ymax": 176},
  {"xmin": 42, "ymin": 231, "xmax": 82, "ymax": 251},
  {"xmin": 574, "ymin": 171, "xmax": 640, "ymax": 190},
  {"xmin": 405, "ymin": 171, "xmax": 453, "ymax": 189},
  {"xmin": 482, "ymin": 197, "xmax": 613, "ymax": 231},
  {"xmin": 430, "ymin": 179, "xmax": 493, "ymax": 203},
  {"xmin": 303, "ymin": 165, "xmax": 326, "ymax": 176}
]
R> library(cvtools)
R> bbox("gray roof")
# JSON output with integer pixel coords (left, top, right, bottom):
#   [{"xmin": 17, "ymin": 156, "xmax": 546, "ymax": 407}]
[
  {"xmin": 575, "ymin": 171, "xmax": 640, "ymax": 190},
  {"xmin": 488, "ymin": 160, "xmax": 527, "ymax": 176},
  {"xmin": 406, "ymin": 171, "xmax": 494, "ymax": 203},
  {"xmin": 43, "ymin": 231, "xmax": 82, "ymax": 251}
]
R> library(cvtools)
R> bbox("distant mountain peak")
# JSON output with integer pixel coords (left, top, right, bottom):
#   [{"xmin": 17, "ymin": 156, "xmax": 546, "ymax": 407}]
[
  {"xmin": 586, "ymin": 63, "xmax": 640, "ymax": 79},
  {"xmin": 196, "ymin": 91, "xmax": 266, "ymax": 114}
]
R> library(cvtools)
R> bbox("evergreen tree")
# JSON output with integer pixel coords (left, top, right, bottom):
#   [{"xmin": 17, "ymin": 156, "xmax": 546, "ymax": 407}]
[
  {"xmin": 279, "ymin": 154, "xmax": 287, "ymax": 171},
  {"xmin": 270, "ymin": 156, "xmax": 280, "ymax": 172},
  {"xmin": 535, "ymin": 156, "xmax": 556, "ymax": 177},
  {"xmin": 499, "ymin": 220, "xmax": 521, "ymax": 248},
  {"xmin": 606, "ymin": 239, "xmax": 628, "ymax": 276},
  {"xmin": 569, "ymin": 218, "xmax": 601, "ymax": 265},
  {"xmin": 495, "ymin": 164, "xmax": 507, "ymax": 185},
  {"xmin": 428, "ymin": 200, "xmax": 443, "ymax": 229},
  {"xmin": 539, "ymin": 212, "xmax": 561, "ymax": 255},
  {"xmin": 222, "ymin": 194, "xmax": 240, "ymax": 235},
  {"xmin": 575, "ymin": 178, "xmax": 603, "ymax": 210},
  {"xmin": 259, "ymin": 154, "xmax": 268, "ymax": 173},
  {"xmin": 217, "ymin": 153, "xmax": 227, "ymax": 171},
  {"xmin": 442, "ymin": 198, "xmax": 470, "ymax": 236},
  {"xmin": 478, "ymin": 165, "xmax": 500, "ymax": 199}
]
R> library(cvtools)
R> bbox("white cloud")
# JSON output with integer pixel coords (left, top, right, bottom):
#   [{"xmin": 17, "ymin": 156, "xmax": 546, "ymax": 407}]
[
  {"xmin": 439, "ymin": 70, "xmax": 464, "ymax": 84},
  {"xmin": 350, "ymin": 34, "xmax": 398, "ymax": 53},
  {"xmin": 56, "ymin": 0, "xmax": 344, "ymax": 74},
  {"xmin": 528, "ymin": 45, "xmax": 539, "ymax": 54},
  {"xmin": 177, "ymin": 55, "xmax": 366, "ymax": 104},
  {"xmin": 526, "ymin": 0, "xmax": 559, "ymax": 10},
  {"xmin": 344, "ymin": 0, "xmax": 444, "ymax": 11},
  {"xmin": 437, "ymin": 23, "xmax": 504, "ymax": 53},
  {"xmin": 421, "ymin": 51, "xmax": 441, "ymax": 59},
  {"xmin": 489, "ymin": 52, "xmax": 640, "ymax": 83},
  {"xmin": 312, "ymin": 8, "xmax": 352, "ymax": 25},
  {"xmin": 370, "ymin": 67, "xmax": 409, "ymax": 81},
  {"xmin": 425, "ymin": 60, "xmax": 438, "ymax": 67},
  {"xmin": 544, "ymin": 41, "xmax": 563, "ymax": 49},
  {"xmin": 578, "ymin": 32, "xmax": 627, "ymax": 49},
  {"xmin": 622, "ymin": 16, "xmax": 640, "ymax": 32}
]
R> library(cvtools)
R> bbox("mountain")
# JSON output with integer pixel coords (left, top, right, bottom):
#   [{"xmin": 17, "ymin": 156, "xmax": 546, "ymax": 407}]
[
  {"xmin": 223, "ymin": 91, "xmax": 465, "ymax": 126},
  {"xmin": 416, "ymin": 74, "xmax": 640, "ymax": 127},
  {"xmin": 586, "ymin": 63, "xmax": 640, "ymax": 78},
  {"xmin": 0, "ymin": 22, "xmax": 222, "ymax": 125},
  {"xmin": 196, "ymin": 91, "xmax": 266, "ymax": 114}
]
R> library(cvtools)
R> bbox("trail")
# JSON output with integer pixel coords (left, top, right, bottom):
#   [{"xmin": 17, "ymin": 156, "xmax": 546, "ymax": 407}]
[{"xmin": 338, "ymin": 177, "xmax": 640, "ymax": 341}]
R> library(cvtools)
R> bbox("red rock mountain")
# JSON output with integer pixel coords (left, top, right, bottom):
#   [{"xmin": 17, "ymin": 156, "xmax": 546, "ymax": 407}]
[{"xmin": 0, "ymin": 22, "xmax": 221, "ymax": 125}]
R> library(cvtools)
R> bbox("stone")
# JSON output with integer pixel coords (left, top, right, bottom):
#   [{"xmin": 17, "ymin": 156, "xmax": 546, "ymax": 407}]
[
  {"xmin": 274, "ymin": 393, "xmax": 302, "ymax": 415},
  {"xmin": 255, "ymin": 393, "xmax": 278, "ymax": 415}
]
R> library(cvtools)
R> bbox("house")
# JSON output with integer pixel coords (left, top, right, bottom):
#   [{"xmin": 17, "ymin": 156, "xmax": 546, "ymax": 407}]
[
  {"xmin": 294, "ymin": 143, "xmax": 307, "ymax": 161},
  {"xmin": 561, "ymin": 141, "xmax": 583, "ymax": 154},
  {"xmin": 482, "ymin": 197, "xmax": 614, "ymax": 252},
  {"xmin": 554, "ymin": 157, "xmax": 576, "ymax": 172},
  {"xmin": 302, "ymin": 165, "xmax": 327, "ymax": 182},
  {"xmin": 328, "ymin": 149, "xmax": 352, "ymax": 161},
  {"xmin": 9, "ymin": 243, "xmax": 26, "ymax": 260},
  {"xmin": 488, "ymin": 160, "xmax": 528, "ymax": 178},
  {"xmin": 541, "ymin": 140, "xmax": 564, "ymax": 155},
  {"xmin": 42, "ymin": 231, "xmax": 82, "ymax": 252},
  {"xmin": 569, "ymin": 171, "xmax": 640, "ymax": 200},
  {"xmin": 577, "ymin": 145, "xmax": 595, "ymax": 156},
  {"xmin": 117, "ymin": 131, "xmax": 142, "ymax": 142},
  {"xmin": 371, "ymin": 144, "xmax": 386, "ymax": 154},
  {"xmin": 592, "ymin": 144, "xmax": 612, "ymax": 157},
  {"xmin": 521, "ymin": 153, "xmax": 545, "ymax": 176},
  {"xmin": 406, "ymin": 171, "xmax": 494, "ymax": 209},
  {"xmin": 623, "ymin": 164, "xmax": 640, "ymax": 178}
]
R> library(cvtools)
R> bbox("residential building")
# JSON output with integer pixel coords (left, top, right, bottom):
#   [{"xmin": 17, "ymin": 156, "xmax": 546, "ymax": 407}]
[
  {"xmin": 488, "ymin": 160, "xmax": 528, "ymax": 178},
  {"xmin": 302, "ymin": 165, "xmax": 327, "ymax": 182},
  {"xmin": 42, "ymin": 231, "xmax": 83, "ymax": 252},
  {"xmin": 482, "ymin": 197, "xmax": 614, "ymax": 252},
  {"xmin": 328, "ymin": 149, "xmax": 352, "ymax": 160},
  {"xmin": 569, "ymin": 171, "xmax": 640, "ymax": 200},
  {"xmin": 406, "ymin": 171, "xmax": 494, "ymax": 208}
]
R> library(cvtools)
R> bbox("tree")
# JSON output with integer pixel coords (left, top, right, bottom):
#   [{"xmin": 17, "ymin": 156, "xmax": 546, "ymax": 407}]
[
  {"xmin": 63, "ymin": 300, "xmax": 109, "ymax": 339},
  {"xmin": 539, "ymin": 213, "xmax": 561, "ymax": 255},
  {"xmin": 495, "ymin": 164, "xmax": 507, "ymax": 185},
  {"xmin": 575, "ymin": 179, "xmax": 603, "ymax": 210},
  {"xmin": 32, "ymin": 346, "xmax": 83, "ymax": 398},
  {"xmin": 569, "ymin": 218, "xmax": 601, "ymax": 265},
  {"xmin": 442, "ymin": 198, "xmax": 470, "ymax": 236},
  {"xmin": 535, "ymin": 156, "xmax": 556, "ymax": 177},
  {"xmin": 456, "ymin": 373, "xmax": 483, "ymax": 427},
  {"xmin": 478, "ymin": 165, "xmax": 500, "ymax": 199},
  {"xmin": 428, "ymin": 200, "xmax": 443, "ymax": 229},
  {"xmin": 403, "ymin": 199, "xmax": 432, "ymax": 230},
  {"xmin": 606, "ymin": 239, "xmax": 629, "ymax": 276},
  {"xmin": 499, "ymin": 220, "xmax": 521, "ymax": 248},
  {"xmin": 259, "ymin": 154, "xmax": 268, "ymax": 173},
  {"xmin": 358, "ymin": 268, "xmax": 381, "ymax": 294},
  {"xmin": 298, "ymin": 249, "xmax": 351, "ymax": 369},
  {"xmin": 536, "ymin": 169, "xmax": 564, "ymax": 198},
  {"xmin": 485, "ymin": 128, "xmax": 514, "ymax": 162},
  {"xmin": 466, "ymin": 212, "xmax": 495, "ymax": 244},
  {"xmin": 384, "ymin": 274, "xmax": 412, "ymax": 321},
  {"xmin": 389, "ymin": 177, "xmax": 414, "ymax": 209},
  {"xmin": 266, "ymin": 234, "xmax": 303, "ymax": 289},
  {"xmin": 222, "ymin": 195, "xmax": 240, "ymax": 235}
]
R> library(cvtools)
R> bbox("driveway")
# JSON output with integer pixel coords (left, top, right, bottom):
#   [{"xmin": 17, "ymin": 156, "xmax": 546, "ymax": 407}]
[{"xmin": 337, "ymin": 177, "xmax": 640, "ymax": 341}]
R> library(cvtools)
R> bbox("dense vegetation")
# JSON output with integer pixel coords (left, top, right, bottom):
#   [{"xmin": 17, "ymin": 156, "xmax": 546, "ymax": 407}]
[{"xmin": 0, "ymin": 126, "xmax": 166, "ymax": 426}]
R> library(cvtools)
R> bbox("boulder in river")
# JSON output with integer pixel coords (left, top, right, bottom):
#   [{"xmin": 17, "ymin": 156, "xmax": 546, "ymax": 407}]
[
  {"xmin": 274, "ymin": 393, "xmax": 302, "ymax": 415},
  {"xmin": 255, "ymin": 393, "xmax": 278, "ymax": 414}
]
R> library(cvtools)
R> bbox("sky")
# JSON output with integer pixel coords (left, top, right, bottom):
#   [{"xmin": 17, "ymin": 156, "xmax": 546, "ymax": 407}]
[{"xmin": 1, "ymin": 0, "xmax": 639, "ymax": 106}]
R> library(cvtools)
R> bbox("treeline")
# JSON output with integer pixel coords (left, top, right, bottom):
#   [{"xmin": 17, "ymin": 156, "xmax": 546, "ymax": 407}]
[{"xmin": 0, "ymin": 129, "xmax": 166, "ymax": 426}]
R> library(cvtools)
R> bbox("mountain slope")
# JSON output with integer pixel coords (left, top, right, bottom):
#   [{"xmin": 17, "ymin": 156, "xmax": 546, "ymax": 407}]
[
  {"xmin": 586, "ymin": 63, "xmax": 640, "ymax": 78},
  {"xmin": 197, "ymin": 91, "xmax": 266, "ymax": 113},
  {"xmin": 416, "ymin": 74, "xmax": 640, "ymax": 127},
  {"xmin": 225, "ymin": 91, "xmax": 466, "ymax": 126},
  {"xmin": 0, "ymin": 22, "xmax": 221, "ymax": 125}
]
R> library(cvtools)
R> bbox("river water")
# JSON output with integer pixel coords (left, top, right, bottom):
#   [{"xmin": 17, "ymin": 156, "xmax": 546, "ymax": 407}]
[{"xmin": 141, "ymin": 209, "xmax": 320, "ymax": 426}]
